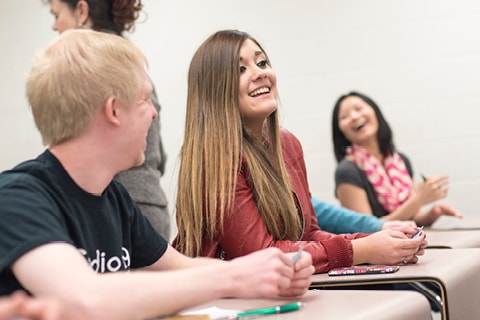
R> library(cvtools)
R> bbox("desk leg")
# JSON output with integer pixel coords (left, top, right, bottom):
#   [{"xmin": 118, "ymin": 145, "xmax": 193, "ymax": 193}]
[{"xmin": 310, "ymin": 279, "xmax": 449, "ymax": 320}]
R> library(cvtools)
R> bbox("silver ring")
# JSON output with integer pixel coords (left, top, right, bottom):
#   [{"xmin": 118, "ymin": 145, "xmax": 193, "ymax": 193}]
[{"xmin": 403, "ymin": 256, "xmax": 409, "ymax": 264}]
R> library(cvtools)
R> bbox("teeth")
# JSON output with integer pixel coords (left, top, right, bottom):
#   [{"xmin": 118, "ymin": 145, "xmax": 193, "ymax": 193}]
[
  {"xmin": 354, "ymin": 122, "xmax": 366, "ymax": 130},
  {"xmin": 249, "ymin": 87, "xmax": 270, "ymax": 97}
]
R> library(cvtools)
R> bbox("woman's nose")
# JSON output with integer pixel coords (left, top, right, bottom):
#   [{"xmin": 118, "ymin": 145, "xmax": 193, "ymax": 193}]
[
  {"xmin": 253, "ymin": 69, "xmax": 268, "ymax": 80},
  {"xmin": 350, "ymin": 110, "xmax": 360, "ymax": 119}
]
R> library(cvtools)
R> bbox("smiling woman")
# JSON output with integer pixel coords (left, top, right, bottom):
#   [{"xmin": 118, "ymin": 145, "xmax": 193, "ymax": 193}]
[
  {"xmin": 174, "ymin": 30, "xmax": 304, "ymax": 256},
  {"xmin": 173, "ymin": 29, "xmax": 428, "ymax": 274},
  {"xmin": 332, "ymin": 91, "xmax": 463, "ymax": 226},
  {"xmin": 238, "ymin": 39, "xmax": 278, "ymax": 137}
]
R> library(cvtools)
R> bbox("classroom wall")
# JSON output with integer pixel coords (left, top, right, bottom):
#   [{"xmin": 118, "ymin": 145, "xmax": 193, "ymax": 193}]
[{"xmin": 1, "ymin": 0, "xmax": 479, "ymax": 239}]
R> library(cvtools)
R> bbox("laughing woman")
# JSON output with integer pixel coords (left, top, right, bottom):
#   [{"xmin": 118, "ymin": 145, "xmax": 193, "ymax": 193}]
[
  {"xmin": 332, "ymin": 91, "xmax": 462, "ymax": 226},
  {"xmin": 174, "ymin": 30, "xmax": 426, "ymax": 273}
]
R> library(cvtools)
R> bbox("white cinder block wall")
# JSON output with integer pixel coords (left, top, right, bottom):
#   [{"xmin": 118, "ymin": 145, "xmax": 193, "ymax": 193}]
[{"xmin": 1, "ymin": 0, "xmax": 479, "ymax": 240}]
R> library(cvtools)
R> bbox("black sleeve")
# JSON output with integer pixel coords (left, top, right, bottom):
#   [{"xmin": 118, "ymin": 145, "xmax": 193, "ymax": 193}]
[
  {"xmin": 0, "ymin": 174, "xmax": 73, "ymax": 277},
  {"xmin": 129, "ymin": 202, "xmax": 169, "ymax": 268}
]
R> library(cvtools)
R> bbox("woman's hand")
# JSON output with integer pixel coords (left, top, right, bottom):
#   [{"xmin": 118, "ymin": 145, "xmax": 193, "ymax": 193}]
[
  {"xmin": 352, "ymin": 229, "xmax": 426, "ymax": 266},
  {"xmin": 415, "ymin": 203, "xmax": 463, "ymax": 226},
  {"xmin": 414, "ymin": 175, "xmax": 449, "ymax": 206}
]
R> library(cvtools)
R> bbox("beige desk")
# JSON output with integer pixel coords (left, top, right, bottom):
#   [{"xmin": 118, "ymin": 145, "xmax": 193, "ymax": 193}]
[
  {"xmin": 426, "ymin": 229, "xmax": 480, "ymax": 248},
  {"xmin": 309, "ymin": 249, "xmax": 480, "ymax": 320},
  {"xmin": 167, "ymin": 289, "xmax": 431, "ymax": 320},
  {"xmin": 430, "ymin": 216, "xmax": 480, "ymax": 230}
]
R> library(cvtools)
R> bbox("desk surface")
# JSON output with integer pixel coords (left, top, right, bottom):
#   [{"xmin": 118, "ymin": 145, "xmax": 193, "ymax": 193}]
[
  {"xmin": 310, "ymin": 248, "xmax": 480, "ymax": 320},
  {"xmin": 426, "ymin": 229, "xmax": 480, "ymax": 248},
  {"xmin": 430, "ymin": 216, "xmax": 480, "ymax": 230},
  {"xmin": 169, "ymin": 289, "xmax": 431, "ymax": 320}
]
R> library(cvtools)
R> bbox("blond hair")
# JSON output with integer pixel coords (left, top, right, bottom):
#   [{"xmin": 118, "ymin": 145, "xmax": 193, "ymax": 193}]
[
  {"xmin": 26, "ymin": 29, "xmax": 147, "ymax": 145},
  {"xmin": 175, "ymin": 30, "xmax": 302, "ymax": 257}
]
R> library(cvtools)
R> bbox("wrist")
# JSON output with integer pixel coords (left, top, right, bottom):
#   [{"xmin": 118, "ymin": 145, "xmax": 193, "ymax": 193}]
[
  {"xmin": 351, "ymin": 238, "xmax": 370, "ymax": 265},
  {"xmin": 403, "ymin": 197, "xmax": 422, "ymax": 220},
  {"xmin": 410, "ymin": 192, "xmax": 425, "ymax": 209},
  {"xmin": 215, "ymin": 261, "xmax": 239, "ymax": 298}
]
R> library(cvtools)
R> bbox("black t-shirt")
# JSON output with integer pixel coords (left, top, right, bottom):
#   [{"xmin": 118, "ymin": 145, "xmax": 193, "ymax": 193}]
[
  {"xmin": 334, "ymin": 152, "xmax": 413, "ymax": 217},
  {"xmin": 0, "ymin": 150, "xmax": 168, "ymax": 295}
]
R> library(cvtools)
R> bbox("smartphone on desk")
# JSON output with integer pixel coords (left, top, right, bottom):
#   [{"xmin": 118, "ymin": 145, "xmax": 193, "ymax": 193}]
[{"xmin": 328, "ymin": 265, "xmax": 400, "ymax": 276}]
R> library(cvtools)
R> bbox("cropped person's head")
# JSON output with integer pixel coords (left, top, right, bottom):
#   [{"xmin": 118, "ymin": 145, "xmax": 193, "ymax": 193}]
[
  {"xmin": 332, "ymin": 91, "xmax": 394, "ymax": 162},
  {"xmin": 26, "ymin": 29, "xmax": 147, "ymax": 146},
  {"xmin": 44, "ymin": 0, "xmax": 143, "ymax": 35}
]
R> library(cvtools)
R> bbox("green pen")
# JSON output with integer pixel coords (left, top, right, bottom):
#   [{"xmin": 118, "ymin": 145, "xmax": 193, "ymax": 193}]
[
  {"xmin": 235, "ymin": 302, "xmax": 304, "ymax": 318},
  {"xmin": 421, "ymin": 173, "xmax": 427, "ymax": 182}
]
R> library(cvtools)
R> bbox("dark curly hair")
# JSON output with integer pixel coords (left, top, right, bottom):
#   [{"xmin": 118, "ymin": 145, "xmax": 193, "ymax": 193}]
[{"xmin": 43, "ymin": 0, "xmax": 143, "ymax": 35}]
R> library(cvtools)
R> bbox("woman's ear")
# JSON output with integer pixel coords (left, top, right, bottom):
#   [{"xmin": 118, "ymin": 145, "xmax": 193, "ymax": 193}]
[{"xmin": 76, "ymin": 0, "xmax": 90, "ymax": 27}]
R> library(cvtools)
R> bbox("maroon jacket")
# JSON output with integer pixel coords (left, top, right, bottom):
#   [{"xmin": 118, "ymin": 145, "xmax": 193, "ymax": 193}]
[{"xmin": 188, "ymin": 129, "xmax": 368, "ymax": 274}]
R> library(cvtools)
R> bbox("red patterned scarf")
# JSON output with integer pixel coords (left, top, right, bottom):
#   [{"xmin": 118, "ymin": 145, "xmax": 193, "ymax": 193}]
[{"xmin": 345, "ymin": 146, "xmax": 413, "ymax": 213}]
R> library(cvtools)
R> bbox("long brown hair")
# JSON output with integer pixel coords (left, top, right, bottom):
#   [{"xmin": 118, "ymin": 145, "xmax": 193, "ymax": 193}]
[{"xmin": 175, "ymin": 30, "xmax": 302, "ymax": 257}]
